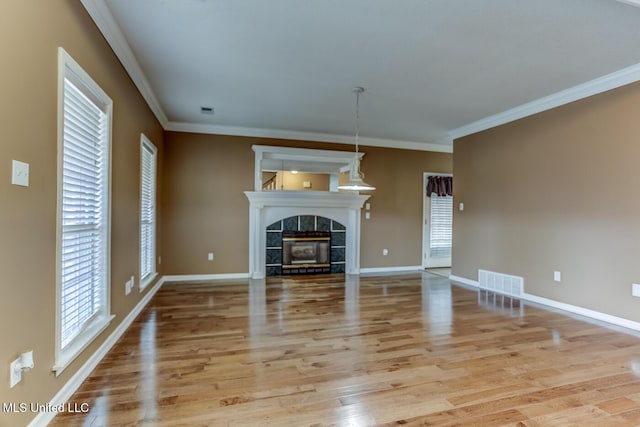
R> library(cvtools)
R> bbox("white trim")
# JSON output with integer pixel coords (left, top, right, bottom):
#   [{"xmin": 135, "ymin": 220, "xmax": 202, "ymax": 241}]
[
  {"xmin": 78, "ymin": 0, "xmax": 455, "ymax": 152},
  {"xmin": 253, "ymin": 145, "xmax": 364, "ymax": 191},
  {"xmin": 55, "ymin": 47, "xmax": 114, "ymax": 376},
  {"xmin": 79, "ymin": 0, "xmax": 168, "ymax": 128},
  {"xmin": 52, "ymin": 315, "xmax": 114, "ymax": 375},
  {"xmin": 167, "ymin": 121, "xmax": 453, "ymax": 153},
  {"xmin": 163, "ymin": 273, "xmax": 250, "ymax": 282},
  {"xmin": 140, "ymin": 272, "xmax": 158, "ymax": 292},
  {"xmin": 521, "ymin": 292, "xmax": 640, "ymax": 332},
  {"xmin": 422, "ymin": 172, "xmax": 453, "ymax": 269},
  {"xmin": 448, "ymin": 274, "xmax": 480, "ymax": 288},
  {"xmin": 30, "ymin": 277, "xmax": 165, "ymax": 427},
  {"xmin": 450, "ymin": 61, "xmax": 640, "ymax": 139},
  {"xmin": 139, "ymin": 134, "xmax": 158, "ymax": 291},
  {"xmin": 245, "ymin": 191, "xmax": 369, "ymax": 279},
  {"xmin": 360, "ymin": 266, "xmax": 422, "ymax": 274},
  {"xmin": 448, "ymin": 274, "xmax": 640, "ymax": 332},
  {"xmin": 77, "ymin": 0, "xmax": 640, "ymax": 151}
]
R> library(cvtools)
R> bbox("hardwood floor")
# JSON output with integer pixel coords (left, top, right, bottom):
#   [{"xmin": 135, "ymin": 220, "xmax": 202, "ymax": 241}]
[{"xmin": 51, "ymin": 272, "xmax": 640, "ymax": 426}]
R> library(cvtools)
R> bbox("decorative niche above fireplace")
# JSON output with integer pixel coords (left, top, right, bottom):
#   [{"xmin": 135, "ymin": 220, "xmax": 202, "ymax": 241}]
[{"xmin": 246, "ymin": 145, "xmax": 370, "ymax": 279}]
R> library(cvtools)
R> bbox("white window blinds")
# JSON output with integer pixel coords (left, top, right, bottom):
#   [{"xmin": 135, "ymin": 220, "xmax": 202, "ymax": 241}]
[
  {"xmin": 429, "ymin": 195, "xmax": 453, "ymax": 258},
  {"xmin": 55, "ymin": 48, "xmax": 112, "ymax": 374},
  {"xmin": 140, "ymin": 136, "xmax": 157, "ymax": 286}
]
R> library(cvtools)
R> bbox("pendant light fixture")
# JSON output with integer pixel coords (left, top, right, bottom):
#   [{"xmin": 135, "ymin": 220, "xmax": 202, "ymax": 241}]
[{"xmin": 338, "ymin": 87, "xmax": 376, "ymax": 192}]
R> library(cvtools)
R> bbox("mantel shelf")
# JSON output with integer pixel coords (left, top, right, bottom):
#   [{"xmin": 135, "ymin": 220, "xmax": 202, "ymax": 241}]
[{"xmin": 245, "ymin": 191, "xmax": 370, "ymax": 209}]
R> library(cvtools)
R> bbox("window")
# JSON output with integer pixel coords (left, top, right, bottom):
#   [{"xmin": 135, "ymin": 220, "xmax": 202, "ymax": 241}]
[
  {"xmin": 140, "ymin": 135, "xmax": 157, "ymax": 289},
  {"xmin": 54, "ymin": 48, "xmax": 113, "ymax": 374},
  {"xmin": 430, "ymin": 195, "xmax": 453, "ymax": 257}
]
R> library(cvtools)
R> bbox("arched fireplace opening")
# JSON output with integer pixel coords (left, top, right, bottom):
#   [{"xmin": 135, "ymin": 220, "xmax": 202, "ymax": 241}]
[{"xmin": 266, "ymin": 215, "xmax": 346, "ymax": 276}]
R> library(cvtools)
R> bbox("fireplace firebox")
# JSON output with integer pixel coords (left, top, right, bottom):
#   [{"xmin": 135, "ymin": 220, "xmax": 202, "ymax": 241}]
[{"xmin": 282, "ymin": 231, "xmax": 331, "ymax": 275}]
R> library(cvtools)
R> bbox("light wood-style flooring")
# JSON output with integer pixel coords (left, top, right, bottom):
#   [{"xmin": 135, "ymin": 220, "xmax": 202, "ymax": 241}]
[{"xmin": 51, "ymin": 272, "xmax": 640, "ymax": 426}]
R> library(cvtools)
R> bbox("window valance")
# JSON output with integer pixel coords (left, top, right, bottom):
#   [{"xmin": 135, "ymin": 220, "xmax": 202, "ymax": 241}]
[{"xmin": 426, "ymin": 175, "xmax": 452, "ymax": 197}]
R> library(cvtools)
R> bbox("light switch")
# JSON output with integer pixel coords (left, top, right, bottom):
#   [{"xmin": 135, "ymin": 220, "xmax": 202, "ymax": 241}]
[
  {"xmin": 11, "ymin": 160, "xmax": 29, "ymax": 187},
  {"xmin": 458, "ymin": 202, "xmax": 464, "ymax": 211},
  {"xmin": 365, "ymin": 212, "xmax": 370, "ymax": 220}
]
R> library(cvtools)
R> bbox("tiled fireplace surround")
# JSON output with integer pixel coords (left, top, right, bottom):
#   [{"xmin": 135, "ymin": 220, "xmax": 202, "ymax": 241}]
[
  {"xmin": 266, "ymin": 215, "xmax": 345, "ymax": 276},
  {"xmin": 245, "ymin": 191, "xmax": 370, "ymax": 279}
]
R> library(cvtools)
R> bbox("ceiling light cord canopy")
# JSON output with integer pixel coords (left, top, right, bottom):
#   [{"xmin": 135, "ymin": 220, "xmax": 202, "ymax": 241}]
[{"xmin": 338, "ymin": 87, "xmax": 376, "ymax": 192}]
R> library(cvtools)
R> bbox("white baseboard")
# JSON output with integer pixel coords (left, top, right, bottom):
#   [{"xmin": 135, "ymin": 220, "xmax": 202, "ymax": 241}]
[
  {"xmin": 360, "ymin": 266, "xmax": 423, "ymax": 274},
  {"xmin": 449, "ymin": 274, "xmax": 479, "ymax": 288},
  {"xmin": 521, "ymin": 292, "xmax": 640, "ymax": 332},
  {"xmin": 162, "ymin": 273, "xmax": 249, "ymax": 282},
  {"xmin": 29, "ymin": 277, "xmax": 165, "ymax": 427},
  {"xmin": 448, "ymin": 274, "xmax": 640, "ymax": 333}
]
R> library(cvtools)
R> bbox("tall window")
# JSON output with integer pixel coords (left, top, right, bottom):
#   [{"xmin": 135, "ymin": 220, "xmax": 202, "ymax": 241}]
[
  {"xmin": 140, "ymin": 135, "xmax": 157, "ymax": 289},
  {"xmin": 55, "ymin": 48, "xmax": 113, "ymax": 374}
]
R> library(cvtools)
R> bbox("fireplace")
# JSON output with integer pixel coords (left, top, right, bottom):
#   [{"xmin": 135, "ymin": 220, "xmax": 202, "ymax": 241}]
[
  {"xmin": 282, "ymin": 231, "xmax": 331, "ymax": 274},
  {"xmin": 245, "ymin": 190, "xmax": 370, "ymax": 279}
]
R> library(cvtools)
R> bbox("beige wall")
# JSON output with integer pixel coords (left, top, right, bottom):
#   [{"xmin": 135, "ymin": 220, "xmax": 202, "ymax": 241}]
[
  {"xmin": 263, "ymin": 171, "xmax": 330, "ymax": 191},
  {"xmin": 162, "ymin": 132, "xmax": 452, "ymax": 274},
  {"xmin": 453, "ymin": 81, "xmax": 640, "ymax": 322},
  {"xmin": 0, "ymin": 2, "xmax": 163, "ymax": 425},
  {"xmin": 279, "ymin": 171, "xmax": 330, "ymax": 191}
]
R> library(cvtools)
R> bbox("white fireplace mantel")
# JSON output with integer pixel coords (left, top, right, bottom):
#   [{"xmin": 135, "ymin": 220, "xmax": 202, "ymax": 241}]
[{"xmin": 245, "ymin": 191, "xmax": 370, "ymax": 279}]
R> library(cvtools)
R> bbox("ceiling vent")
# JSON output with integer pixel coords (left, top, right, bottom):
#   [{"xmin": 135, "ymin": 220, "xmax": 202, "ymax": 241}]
[{"xmin": 200, "ymin": 106, "xmax": 214, "ymax": 115}]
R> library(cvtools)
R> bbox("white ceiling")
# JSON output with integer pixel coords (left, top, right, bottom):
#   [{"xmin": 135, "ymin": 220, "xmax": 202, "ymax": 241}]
[{"xmin": 82, "ymin": 0, "xmax": 640, "ymax": 152}]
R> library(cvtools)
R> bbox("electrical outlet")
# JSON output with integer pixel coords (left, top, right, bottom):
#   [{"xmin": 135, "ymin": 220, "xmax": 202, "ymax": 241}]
[
  {"xmin": 11, "ymin": 160, "xmax": 29, "ymax": 187},
  {"xmin": 10, "ymin": 358, "xmax": 22, "ymax": 388},
  {"xmin": 9, "ymin": 351, "xmax": 33, "ymax": 388},
  {"xmin": 632, "ymin": 283, "xmax": 640, "ymax": 298},
  {"xmin": 554, "ymin": 271, "xmax": 561, "ymax": 282},
  {"xmin": 383, "ymin": 249, "xmax": 389, "ymax": 256},
  {"xmin": 208, "ymin": 252, "xmax": 214, "ymax": 261},
  {"xmin": 125, "ymin": 279, "xmax": 132, "ymax": 295}
]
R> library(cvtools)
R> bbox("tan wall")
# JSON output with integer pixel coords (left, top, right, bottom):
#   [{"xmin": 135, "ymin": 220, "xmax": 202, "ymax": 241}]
[
  {"xmin": 279, "ymin": 171, "xmax": 330, "ymax": 191},
  {"xmin": 162, "ymin": 132, "xmax": 452, "ymax": 274},
  {"xmin": 262, "ymin": 171, "xmax": 330, "ymax": 191},
  {"xmin": 453, "ymin": 81, "xmax": 640, "ymax": 322},
  {"xmin": 0, "ymin": 2, "xmax": 163, "ymax": 425}
]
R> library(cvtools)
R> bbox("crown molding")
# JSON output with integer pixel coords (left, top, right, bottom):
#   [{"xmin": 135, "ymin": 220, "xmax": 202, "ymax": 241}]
[
  {"xmin": 449, "ymin": 61, "xmax": 640, "ymax": 140},
  {"xmin": 166, "ymin": 121, "xmax": 453, "ymax": 153},
  {"xmin": 86, "ymin": 0, "xmax": 640, "ymax": 151},
  {"xmin": 80, "ymin": 0, "xmax": 169, "ymax": 127},
  {"xmin": 80, "ymin": 0, "xmax": 451, "ymax": 153}
]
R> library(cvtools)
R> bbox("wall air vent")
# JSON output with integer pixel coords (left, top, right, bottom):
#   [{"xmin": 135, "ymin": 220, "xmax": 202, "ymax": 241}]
[
  {"xmin": 478, "ymin": 269, "xmax": 524, "ymax": 297},
  {"xmin": 200, "ymin": 106, "xmax": 214, "ymax": 115}
]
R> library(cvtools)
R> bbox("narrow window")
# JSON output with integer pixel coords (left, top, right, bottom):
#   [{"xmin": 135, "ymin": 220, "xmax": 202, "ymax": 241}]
[
  {"xmin": 55, "ymin": 48, "xmax": 113, "ymax": 374},
  {"xmin": 140, "ymin": 135, "xmax": 157, "ymax": 289}
]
